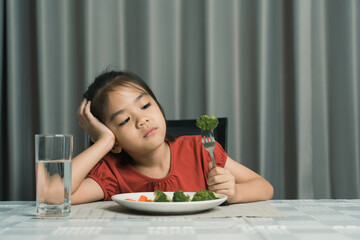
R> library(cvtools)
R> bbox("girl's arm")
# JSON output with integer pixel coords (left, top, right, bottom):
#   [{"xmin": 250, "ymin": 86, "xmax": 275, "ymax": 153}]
[
  {"xmin": 71, "ymin": 137, "xmax": 113, "ymax": 204},
  {"xmin": 71, "ymin": 99, "xmax": 115, "ymax": 204},
  {"xmin": 72, "ymin": 178, "xmax": 104, "ymax": 204},
  {"xmin": 207, "ymin": 157, "xmax": 274, "ymax": 203}
]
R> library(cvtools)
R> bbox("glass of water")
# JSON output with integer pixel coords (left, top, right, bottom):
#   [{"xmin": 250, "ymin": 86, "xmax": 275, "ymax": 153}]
[{"xmin": 35, "ymin": 134, "xmax": 73, "ymax": 217}]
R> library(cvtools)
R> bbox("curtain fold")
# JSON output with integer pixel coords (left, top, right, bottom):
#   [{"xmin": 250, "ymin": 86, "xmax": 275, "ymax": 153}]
[
  {"xmin": 327, "ymin": 0, "xmax": 360, "ymax": 198},
  {"xmin": 6, "ymin": 0, "xmax": 38, "ymax": 200},
  {"xmin": 1, "ymin": 0, "xmax": 359, "ymax": 200},
  {"xmin": 257, "ymin": 0, "xmax": 285, "ymax": 197},
  {"xmin": 0, "ymin": 0, "xmax": 5, "ymax": 198},
  {"xmin": 311, "ymin": 0, "xmax": 331, "ymax": 198},
  {"xmin": 294, "ymin": 0, "xmax": 314, "ymax": 199}
]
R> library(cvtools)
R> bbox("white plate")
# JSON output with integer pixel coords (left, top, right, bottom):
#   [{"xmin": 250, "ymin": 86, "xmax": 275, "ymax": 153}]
[{"xmin": 111, "ymin": 192, "xmax": 227, "ymax": 214}]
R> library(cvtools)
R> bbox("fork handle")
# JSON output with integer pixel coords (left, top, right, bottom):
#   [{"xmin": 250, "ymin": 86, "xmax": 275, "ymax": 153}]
[{"xmin": 209, "ymin": 151, "xmax": 216, "ymax": 169}]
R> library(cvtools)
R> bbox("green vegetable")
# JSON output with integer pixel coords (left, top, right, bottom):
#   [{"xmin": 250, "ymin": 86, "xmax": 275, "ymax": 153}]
[
  {"xmin": 196, "ymin": 115, "xmax": 219, "ymax": 131},
  {"xmin": 172, "ymin": 191, "xmax": 190, "ymax": 202},
  {"xmin": 191, "ymin": 190, "xmax": 219, "ymax": 201},
  {"xmin": 154, "ymin": 190, "xmax": 171, "ymax": 202}
]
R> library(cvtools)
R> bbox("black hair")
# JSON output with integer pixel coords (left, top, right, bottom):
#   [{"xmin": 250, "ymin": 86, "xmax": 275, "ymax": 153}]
[{"xmin": 83, "ymin": 70, "xmax": 165, "ymax": 123}]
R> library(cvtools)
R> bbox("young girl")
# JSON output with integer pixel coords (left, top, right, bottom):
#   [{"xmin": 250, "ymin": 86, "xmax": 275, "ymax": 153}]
[{"xmin": 71, "ymin": 70, "xmax": 273, "ymax": 204}]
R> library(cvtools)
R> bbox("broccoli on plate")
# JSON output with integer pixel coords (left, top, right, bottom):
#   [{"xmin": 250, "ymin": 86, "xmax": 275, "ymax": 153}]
[
  {"xmin": 153, "ymin": 190, "xmax": 171, "ymax": 202},
  {"xmin": 196, "ymin": 115, "xmax": 219, "ymax": 131},
  {"xmin": 191, "ymin": 190, "xmax": 219, "ymax": 201},
  {"xmin": 172, "ymin": 191, "xmax": 190, "ymax": 202}
]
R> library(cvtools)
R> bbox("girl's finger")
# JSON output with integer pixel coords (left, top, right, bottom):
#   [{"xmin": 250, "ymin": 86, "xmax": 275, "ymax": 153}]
[
  {"xmin": 77, "ymin": 99, "xmax": 87, "ymax": 117},
  {"xmin": 83, "ymin": 100, "xmax": 92, "ymax": 119},
  {"xmin": 208, "ymin": 161, "xmax": 214, "ymax": 170},
  {"xmin": 207, "ymin": 174, "xmax": 233, "ymax": 186},
  {"xmin": 208, "ymin": 167, "xmax": 229, "ymax": 179},
  {"xmin": 208, "ymin": 182, "xmax": 231, "ymax": 191}
]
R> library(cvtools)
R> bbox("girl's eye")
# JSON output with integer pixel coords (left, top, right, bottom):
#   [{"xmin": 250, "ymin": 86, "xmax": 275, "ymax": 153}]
[
  {"xmin": 142, "ymin": 103, "xmax": 151, "ymax": 110},
  {"xmin": 119, "ymin": 117, "xmax": 130, "ymax": 126}
]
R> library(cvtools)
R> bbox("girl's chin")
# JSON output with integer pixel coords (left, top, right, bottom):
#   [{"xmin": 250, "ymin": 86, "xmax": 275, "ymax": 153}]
[{"xmin": 127, "ymin": 135, "xmax": 166, "ymax": 152}]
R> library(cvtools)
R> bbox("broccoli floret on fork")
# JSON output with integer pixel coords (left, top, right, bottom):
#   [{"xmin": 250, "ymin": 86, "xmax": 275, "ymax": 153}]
[{"xmin": 196, "ymin": 115, "xmax": 219, "ymax": 131}]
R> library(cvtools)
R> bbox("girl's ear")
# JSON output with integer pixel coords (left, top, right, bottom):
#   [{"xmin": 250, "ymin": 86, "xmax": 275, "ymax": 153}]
[{"xmin": 111, "ymin": 142, "xmax": 122, "ymax": 154}]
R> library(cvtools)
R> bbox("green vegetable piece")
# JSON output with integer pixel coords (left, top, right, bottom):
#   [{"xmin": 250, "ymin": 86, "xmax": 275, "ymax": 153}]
[
  {"xmin": 196, "ymin": 115, "xmax": 219, "ymax": 131},
  {"xmin": 192, "ymin": 190, "xmax": 219, "ymax": 201},
  {"xmin": 154, "ymin": 190, "xmax": 171, "ymax": 202},
  {"xmin": 172, "ymin": 191, "xmax": 190, "ymax": 202}
]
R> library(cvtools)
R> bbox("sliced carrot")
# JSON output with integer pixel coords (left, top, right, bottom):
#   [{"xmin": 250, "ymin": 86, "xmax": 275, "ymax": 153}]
[
  {"xmin": 138, "ymin": 195, "xmax": 148, "ymax": 202},
  {"xmin": 125, "ymin": 198, "xmax": 136, "ymax": 201},
  {"xmin": 146, "ymin": 199, "xmax": 153, "ymax": 202}
]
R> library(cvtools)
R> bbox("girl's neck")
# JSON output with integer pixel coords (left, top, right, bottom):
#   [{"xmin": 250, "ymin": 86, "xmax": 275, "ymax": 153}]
[{"xmin": 129, "ymin": 141, "xmax": 171, "ymax": 178}]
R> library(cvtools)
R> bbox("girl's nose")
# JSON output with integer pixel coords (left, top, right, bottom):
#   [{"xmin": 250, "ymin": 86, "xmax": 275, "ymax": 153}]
[{"xmin": 136, "ymin": 117, "xmax": 149, "ymax": 128}]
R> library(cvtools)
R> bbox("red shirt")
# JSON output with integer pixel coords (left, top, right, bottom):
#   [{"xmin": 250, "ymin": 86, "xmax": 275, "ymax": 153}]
[{"xmin": 87, "ymin": 135, "xmax": 227, "ymax": 200}]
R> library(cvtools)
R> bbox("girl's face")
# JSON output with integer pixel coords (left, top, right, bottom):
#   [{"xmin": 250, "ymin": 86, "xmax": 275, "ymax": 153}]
[{"xmin": 104, "ymin": 85, "xmax": 167, "ymax": 155}]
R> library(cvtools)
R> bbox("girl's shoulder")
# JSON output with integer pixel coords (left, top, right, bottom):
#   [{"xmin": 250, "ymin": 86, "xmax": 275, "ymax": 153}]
[
  {"xmin": 168, "ymin": 135, "xmax": 202, "ymax": 154},
  {"xmin": 169, "ymin": 135, "xmax": 226, "ymax": 158},
  {"xmin": 170, "ymin": 135, "xmax": 201, "ymax": 146},
  {"xmin": 100, "ymin": 152, "xmax": 128, "ymax": 167}
]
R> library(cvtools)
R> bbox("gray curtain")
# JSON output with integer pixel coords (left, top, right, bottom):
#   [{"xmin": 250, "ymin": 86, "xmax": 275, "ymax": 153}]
[
  {"xmin": 0, "ymin": 0, "xmax": 4, "ymax": 198},
  {"xmin": 1, "ymin": 0, "xmax": 359, "ymax": 201}
]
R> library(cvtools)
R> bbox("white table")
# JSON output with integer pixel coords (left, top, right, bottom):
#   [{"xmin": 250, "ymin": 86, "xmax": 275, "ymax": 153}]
[{"xmin": 1, "ymin": 200, "xmax": 360, "ymax": 239}]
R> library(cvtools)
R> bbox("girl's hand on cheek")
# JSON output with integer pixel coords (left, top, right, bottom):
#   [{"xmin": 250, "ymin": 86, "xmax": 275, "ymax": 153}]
[
  {"xmin": 207, "ymin": 162, "xmax": 237, "ymax": 203},
  {"xmin": 77, "ymin": 99, "xmax": 115, "ymax": 143}
]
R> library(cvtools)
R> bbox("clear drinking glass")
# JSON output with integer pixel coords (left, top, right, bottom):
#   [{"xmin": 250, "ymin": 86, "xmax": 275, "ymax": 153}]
[{"xmin": 35, "ymin": 134, "xmax": 73, "ymax": 217}]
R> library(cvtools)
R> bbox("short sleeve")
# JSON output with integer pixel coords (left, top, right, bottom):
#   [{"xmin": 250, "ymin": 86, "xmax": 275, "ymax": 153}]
[{"xmin": 87, "ymin": 158, "xmax": 120, "ymax": 201}]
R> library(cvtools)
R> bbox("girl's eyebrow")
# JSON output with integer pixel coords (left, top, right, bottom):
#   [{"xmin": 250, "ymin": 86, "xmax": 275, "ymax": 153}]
[{"xmin": 110, "ymin": 92, "xmax": 149, "ymax": 122}]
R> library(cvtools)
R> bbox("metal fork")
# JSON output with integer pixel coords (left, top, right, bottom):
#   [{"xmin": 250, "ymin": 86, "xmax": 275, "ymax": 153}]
[{"xmin": 201, "ymin": 130, "xmax": 216, "ymax": 168}]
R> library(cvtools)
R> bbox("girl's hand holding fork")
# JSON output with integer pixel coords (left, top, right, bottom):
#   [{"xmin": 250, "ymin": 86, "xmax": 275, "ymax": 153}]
[
  {"xmin": 207, "ymin": 162, "xmax": 237, "ymax": 202},
  {"xmin": 207, "ymin": 157, "xmax": 274, "ymax": 203}
]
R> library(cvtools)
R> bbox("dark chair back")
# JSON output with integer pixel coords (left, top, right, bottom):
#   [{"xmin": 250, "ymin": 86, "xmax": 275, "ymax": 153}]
[{"xmin": 166, "ymin": 117, "xmax": 228, "ymax": 151}]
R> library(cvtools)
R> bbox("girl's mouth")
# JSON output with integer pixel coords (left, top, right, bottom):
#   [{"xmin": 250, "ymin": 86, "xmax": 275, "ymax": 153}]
[{"xmin": 144, "ymin": 128, "xmax": 156, "ymax": 138}]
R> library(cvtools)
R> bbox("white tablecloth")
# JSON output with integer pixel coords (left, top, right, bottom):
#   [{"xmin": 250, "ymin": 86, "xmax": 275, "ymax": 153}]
[{"xmin": 1, "ymin": 199, "xmax": 360, "ymax": 240}]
